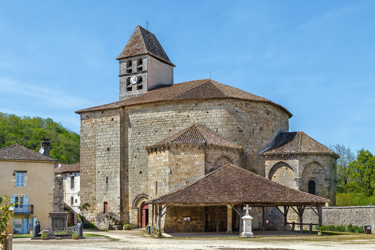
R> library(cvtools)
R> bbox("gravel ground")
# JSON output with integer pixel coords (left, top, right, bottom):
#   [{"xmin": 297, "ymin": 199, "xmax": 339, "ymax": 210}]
[{"xmin": 12, "ymin": 229, "xmax": 375, "ymax": 250}]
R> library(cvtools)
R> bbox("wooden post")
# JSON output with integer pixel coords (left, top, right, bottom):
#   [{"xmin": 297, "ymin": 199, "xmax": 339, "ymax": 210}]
[
  {"xmin": 283, "ymin": 206, "xmax": 289, "ymax": 231},
  {"xmin": 226, "ymin": 204, "xmax": 233, "ymax": 233},
  {"xmin": 318, "ymin": 204, "xmax": 323, "ymax": 235},
  {"xmin": 151, "ymin": 204, "xmax": 154, "ymax": 228},
  {"xmin": 215, "ymin": 206, "xmax": 219, "ymax": 232},
  {"xmin": 262, "ymin": 207, "xmax": 266, "ymax": 231},
  {"xmin": 298, "ymin": 205, "xmax": 305, "ymax": 233},
  {"xmin": 158, "ymin": 205, "xmax": 162, "ymax": 235},
  {"xmin": 239, "ymin": 205, "xmax": 243, "ymax": 233}
]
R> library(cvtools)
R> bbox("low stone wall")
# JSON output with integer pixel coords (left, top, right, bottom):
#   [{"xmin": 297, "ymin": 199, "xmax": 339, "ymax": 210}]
[{"xmin": 302, "ymin": 206, "xmax": 375, "ymax": 233}]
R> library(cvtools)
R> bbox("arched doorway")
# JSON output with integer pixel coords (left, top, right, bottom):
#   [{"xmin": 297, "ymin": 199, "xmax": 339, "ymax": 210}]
[
  {"xmin": 308, "ymin": 180, "xmax": 316, "ymax": 195},
  {"xmin": 140, "ymin": 203, "xmax": 149, "ymax": 228}
]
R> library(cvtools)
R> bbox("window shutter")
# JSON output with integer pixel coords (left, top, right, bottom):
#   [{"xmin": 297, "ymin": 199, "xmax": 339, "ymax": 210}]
[
  {"xmin": 16, "ymin": 173, "xmax": 20, "ymax": 186},
  {"xmin": 23, "ymin": 196, "xmax": 29, "ymax": 213},
  {"xmin": 20, "ymin": 173, "xmax": 25, "ymax": 186},
  {"xmin": 11, "ymin": 195, "xmax": 15, "ymax": 205}
]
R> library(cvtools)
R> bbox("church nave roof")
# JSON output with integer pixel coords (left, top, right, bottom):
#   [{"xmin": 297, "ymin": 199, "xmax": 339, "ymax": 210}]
[{"xmin": 76, "ymin": 79, "xmax": 292, "ymax": 117}]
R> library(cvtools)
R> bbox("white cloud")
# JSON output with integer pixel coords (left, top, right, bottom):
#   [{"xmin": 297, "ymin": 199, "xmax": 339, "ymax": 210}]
[{"xmin": 0, "ymin": 77, "xmax": 92, "ymax": 109}]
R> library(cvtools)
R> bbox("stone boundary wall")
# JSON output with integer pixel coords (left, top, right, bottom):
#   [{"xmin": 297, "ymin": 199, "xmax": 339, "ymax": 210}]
[{"xmin": 302, "ymin": 206, "xmax": 375, "ymax": 233}]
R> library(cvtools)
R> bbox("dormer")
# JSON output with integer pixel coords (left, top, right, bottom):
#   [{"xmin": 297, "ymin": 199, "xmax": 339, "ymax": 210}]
[{"xmin": 117, "ymin": 25, "xmax": 175, "ymax": 100}]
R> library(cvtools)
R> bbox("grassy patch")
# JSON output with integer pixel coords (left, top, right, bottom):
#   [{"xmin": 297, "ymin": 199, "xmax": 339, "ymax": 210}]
[
  {"xmin": 83, "ymin": 233, "xmax": 107, "ymax": 237},
  {"xmin": 82, "ymin": 233, "xmax": 119, "ymax": 241},
  {"xmin": 13, "ymin": 234, "xmax": 32, "ymax": 238}
]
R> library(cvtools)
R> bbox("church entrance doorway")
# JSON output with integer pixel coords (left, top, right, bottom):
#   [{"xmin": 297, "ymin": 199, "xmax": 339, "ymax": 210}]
[{"xmin": 141, "ymin": 203, "xmax": 149, "ymax": 228}]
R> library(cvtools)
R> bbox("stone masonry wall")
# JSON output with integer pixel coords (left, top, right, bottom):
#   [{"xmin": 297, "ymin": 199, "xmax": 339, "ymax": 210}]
[
  {"xmin": 264, "ymin": 154, "xmax": 337, "ymax": 204},
  {"xmin": 302, "ymin": 206, "xmax": 375, "ymax": 233},
  {"xmin": 164, "ymin": 206, "xmax": 206, "ymax": 233},
  {"xmin": 126, "ymin": 99, "xmax": 289, "ymax": 225},
  {"xmin": 80, "ymin": 110, "xmax": 124, "ymax": 228},
  {"xmin": 204, "ymin": 147, "xmax": 241, "ymax": 174},
  {"xmin": 148, "ymin": 150, "xmax": 170, "ymax": 201},
  {"xmin": 168, "ymin": 147, "xmax": 205, "ymax": 190}
]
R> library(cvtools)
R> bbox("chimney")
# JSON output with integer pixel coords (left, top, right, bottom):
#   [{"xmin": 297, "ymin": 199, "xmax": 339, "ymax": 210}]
[{"xmin": 41, "ymin": 139, "xmax": 51, "ymax": 157}]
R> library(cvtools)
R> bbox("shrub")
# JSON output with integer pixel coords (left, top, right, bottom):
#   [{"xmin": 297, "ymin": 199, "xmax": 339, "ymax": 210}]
[
  {"xmin": 83, "ymin": 222, "xmax": 97, "ymax": 229},
  {"xmin": 317, "ymin": 224, "xmax": 364, "ymax": 233},
  {"xmin": 123, "ymin": 223, "xmax": 131, "ymax": 230}
]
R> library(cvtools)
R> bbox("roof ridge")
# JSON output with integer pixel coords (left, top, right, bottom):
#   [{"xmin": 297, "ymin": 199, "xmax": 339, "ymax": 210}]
[
  {"xmin": 206, "ymin": 79, "xmax": 226, "ymax": 96},
  {"xmin": 152, "ymin": 163, "xmax": 231, "ymax": 202},
  {"xmin": 151, "ymin": 163, "xmax": 329, "ymax": 204},
  {"xmin": 298, "ymin": 131, "xmax": 337, "ymax": 156},
  {"xmin": 170, "ymin": 79, "xmax": 212, "ymax": 100}
]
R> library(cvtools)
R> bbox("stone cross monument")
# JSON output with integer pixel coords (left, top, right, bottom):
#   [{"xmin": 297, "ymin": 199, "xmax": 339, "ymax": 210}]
[
  {"xmin": 49, "ymin": 174, "xmax": 68, "ymax": 232},
  {"xmin": 241, "ymin": 205, "xmax": 254, "ymax": 237}
]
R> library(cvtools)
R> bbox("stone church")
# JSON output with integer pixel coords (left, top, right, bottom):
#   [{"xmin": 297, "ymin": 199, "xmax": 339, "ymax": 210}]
[{"xmin": 76, "ymin": 25, "xmax": 338, "ymax": 231}]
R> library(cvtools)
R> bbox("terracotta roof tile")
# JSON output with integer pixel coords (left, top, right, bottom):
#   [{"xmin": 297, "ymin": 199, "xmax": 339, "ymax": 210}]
[
  {"xmin": 0, "ymin": 144, "xmax": 56, "ymax": 162},
  {"xmin": 261, "ymin": 131, "xmax": 339, "ymax": 157},
  {"xmin": 146, "ymin": 124, "xmax": 242, "ymax": 150},
  {"xmin": 55, "ymin": 162, "xmax": 80, "ymax": 173},
  {"xmin": 150, "ymin": 163, "xmax": 329, "ymax": 205},
  {"xmin": 116, "ymin": 25, "xmax": 174, "ymax": 66},
  {"xmin": 76, "ymin": 79, "xmax": 292, "ymax": 117}
]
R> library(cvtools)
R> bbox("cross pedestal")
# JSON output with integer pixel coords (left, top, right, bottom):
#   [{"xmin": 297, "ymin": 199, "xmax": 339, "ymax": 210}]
[{"xmin": 241, "ymin": 205, "xmax": 254, "ymax": 237}]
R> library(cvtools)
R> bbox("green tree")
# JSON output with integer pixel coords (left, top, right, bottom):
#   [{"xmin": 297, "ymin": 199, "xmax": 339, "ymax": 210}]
[
  {"xmin": 346, "ymin": 149, "xmax": 375, "ymax": 197},
  {"xmin": 330, "ymin": 144, "xmax": 356, "ymax": 193},
  {"xmin": 0, "ymin": 112, "xmax": 80, "ymax": 164},
  {"xmin": 0, "ymin": 196, "xmax": 16, "ymax": 246}
]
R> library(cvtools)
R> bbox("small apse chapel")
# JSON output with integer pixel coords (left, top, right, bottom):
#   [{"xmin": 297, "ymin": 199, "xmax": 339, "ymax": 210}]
[{"xmin": 76, "ymin": 25, "xmax": 338, "ymax": 232}]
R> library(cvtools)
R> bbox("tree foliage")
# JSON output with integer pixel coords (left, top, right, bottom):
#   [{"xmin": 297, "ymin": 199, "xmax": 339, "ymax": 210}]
[
  {"xmin": 0, "ymin": 196, "xmax": 15, "ymax": 245},
  {"xmin": 333, "ymin": 145, "xmax": 375, "ymax": 206},
  {"xmin": 346, "ymin": 149, "xmax": 375, "ymax": 197},
  {"xmin": 330, "ymin": 144, "xmax": 355, "ymax": 192},
  {"xmin": 0, "ymin": 112, "xmax": 79, "ymax": 164}
]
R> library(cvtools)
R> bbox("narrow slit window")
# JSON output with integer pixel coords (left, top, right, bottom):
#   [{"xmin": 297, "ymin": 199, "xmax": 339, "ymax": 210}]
[
  {"xmin": 103, "ymin": 202, "xmax": 108, "ymax": 213},
  {"xmin": 126, "ymin": 60, "xmax": 132, "ymax": 73}
]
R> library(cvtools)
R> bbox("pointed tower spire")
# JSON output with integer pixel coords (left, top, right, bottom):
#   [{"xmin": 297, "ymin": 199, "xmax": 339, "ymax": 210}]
[
  {"xmin": 117, "ymin": 26, "xmax": 175, "ymax": 101},
  {"xmin": 116, "ymin": 25, "xmax": 175, "ymax": 66}
]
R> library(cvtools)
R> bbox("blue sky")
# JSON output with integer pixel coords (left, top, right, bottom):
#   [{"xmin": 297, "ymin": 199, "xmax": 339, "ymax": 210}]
[{"xmin": 0, "ymin": 0, "xmax": 374, "ymax": 154}]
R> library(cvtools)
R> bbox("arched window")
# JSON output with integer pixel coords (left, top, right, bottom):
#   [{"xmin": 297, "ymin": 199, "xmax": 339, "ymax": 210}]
[
  {"xmin": 308, "ymin": 180, "xmax": 316, "ymax": 195},
  {"xmin": 126, "ymin": 60, "xmax": 132, "ymax": 73},
  {"xmin": 126, "ymin": 77, "xmax": 132, "ymax": 91},
  {"xmin": 137, "ymin": 76, "xmax": 143, "ymax": 90},
  {"xmin": 137, "ymin": 58, "xmax": 143, "ymax": 72}
]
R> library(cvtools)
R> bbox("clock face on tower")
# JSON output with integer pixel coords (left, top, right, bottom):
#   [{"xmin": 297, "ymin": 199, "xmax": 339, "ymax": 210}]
[{"xmin": 130, "ymin": 76, "xmax": 137, "ymax": 85}]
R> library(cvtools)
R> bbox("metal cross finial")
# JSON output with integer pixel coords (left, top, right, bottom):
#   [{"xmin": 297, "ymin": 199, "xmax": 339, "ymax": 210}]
[
  {"xmin": 244, "ymin": 204, "xmax": 251, "ymax": 216},
  {"xmin": 145, "ymin": 19, "xmax": 150, "ymax": 30}
]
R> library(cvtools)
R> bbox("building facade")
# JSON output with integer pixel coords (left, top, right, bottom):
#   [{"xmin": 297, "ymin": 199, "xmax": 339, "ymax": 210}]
[
  {"xmin": 76, "ymin": 26, "xmax": 338, "ymax": 231},
  {"xmin": 0, "ymin": 143, "xmax": 56, "ymax": 233},
  {"xmin": 54, "ymin": 162, "xmax": 80, "ymax": 225}
]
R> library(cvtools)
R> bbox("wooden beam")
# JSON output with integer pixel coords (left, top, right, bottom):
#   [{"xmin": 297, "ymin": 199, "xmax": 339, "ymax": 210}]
[
  {"xmin": 309, "ymin": 205, "xmax": 319, "ymax": 216},
  {"xmin": 205, "ymin": 206, "xmax": 214, "ymax": 215},
  {"xmin": 161, "ymin": 206, "xmax": 174, "ymax": 217}
]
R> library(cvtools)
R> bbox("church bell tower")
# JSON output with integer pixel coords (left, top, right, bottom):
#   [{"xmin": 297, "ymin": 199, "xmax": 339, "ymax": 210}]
[{"xmin": 116, "ymin": 25, "xmax": 175, "ymax": 100}]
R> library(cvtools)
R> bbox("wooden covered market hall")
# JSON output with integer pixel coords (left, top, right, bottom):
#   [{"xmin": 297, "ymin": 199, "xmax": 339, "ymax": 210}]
[{"xmin": 149, "ymin": 164, "xmax": 329, "ymax": 234}]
